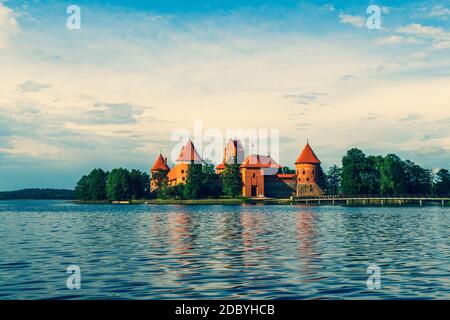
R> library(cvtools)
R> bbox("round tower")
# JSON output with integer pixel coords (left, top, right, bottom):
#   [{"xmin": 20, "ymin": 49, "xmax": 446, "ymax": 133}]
[
  {"xmin": 150, "ymin": 153, "xmax": 170, "ymax": 192},
  {"xmin": 295, "ymin": 143, "xmax": 323, "ymax": 196}
]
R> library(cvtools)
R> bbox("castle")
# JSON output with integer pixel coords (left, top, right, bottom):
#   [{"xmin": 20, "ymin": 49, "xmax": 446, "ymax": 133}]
[{"xmin": 150, "ymin": 139, "xmax": 324, "ymax": 198}]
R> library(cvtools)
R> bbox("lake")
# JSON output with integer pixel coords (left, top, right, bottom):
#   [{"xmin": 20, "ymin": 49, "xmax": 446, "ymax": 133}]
[{"xmin": 0, "ymin": 200, "xmax": 449, "ymax": 299}]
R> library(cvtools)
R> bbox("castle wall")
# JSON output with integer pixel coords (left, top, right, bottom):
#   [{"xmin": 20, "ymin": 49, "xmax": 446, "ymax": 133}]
[
  {"xmin": 241, "ymin": 168, "xmax": 265, "ymax": 197},
  {"xmin": 264, "ymin": 175, "xmax": 296, "ymax": 198},
  {"xmin": 168, "ymin": 163, "xmax": 189, "ymax": 186}
]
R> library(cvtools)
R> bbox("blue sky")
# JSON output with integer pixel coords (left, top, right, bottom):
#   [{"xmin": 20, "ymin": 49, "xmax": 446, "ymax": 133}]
[{"xmin": 1, "ymin": 0, "xmax": 450, "ymax": 190}]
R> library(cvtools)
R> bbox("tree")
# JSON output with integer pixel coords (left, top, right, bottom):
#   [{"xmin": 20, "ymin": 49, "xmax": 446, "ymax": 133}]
[
  {"xmin": 106, "ymin": 168, "xmax": 131, "ymax": 201},
  {"xmin": 74, "ymin": 169, "xmax": 107, "ymax": 201},
  {"xmin": 202, "ymin": 162, "xmax": 221, "ymax": 198},
  {"xmin": 129, "ymin": 169, "xmax": 150, "ymax": 199},
  {"xmin": 88, "ymin": 168, "xmax": 108, "ymax": 200},
  {"xmin": 167, "ymin": 184, "xmax": 184, "ymax": 199},
  {"xmin": 434, "ymin": 169, "xmax": 450, "ymax": 196},
  {"xmin": 379, "ymin": 154, "xmax": 406, "ymax": 195},
  {"xmin": 341, "ymin": 149, "xmax": 383, "ymax": 195},
  {"xmin": 341, "ymin": 148, "xmax": 367, "ymax": 195},
  {"xmin": 281, "ymin": 166, "xmax": 295, "ymax": 174},
  {"xmin": 363, "ymin": 155, "xmax": 382, "ymax": 194},
  {"xmin": 183, "ymin": 163, "xmax": 204, "ymax": 199},
  {"xmin": 326, "ymin": 165, "xmax": 341, "ymax": 195},
  {"xmin": 403, "ymin": 160, "xmax": 432, "ymax": 195},
  {"xmin": 152, "ymin": 170, "xmax": 169, "ymax": 198},
  {"xmin": 221, "ymin": 163, "xmax": 242, "ymax": 197},
  {"xmin": 75, "ymin": 175, "xmax": 90, "ymax": 200}
]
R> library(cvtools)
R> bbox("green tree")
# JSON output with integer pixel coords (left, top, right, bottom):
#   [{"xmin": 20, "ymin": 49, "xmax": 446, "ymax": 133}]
[
  {"xmin": 129, "ymin": 169, "xmax": 150, "ymax": 199},
  {"xmin": 74, "ymin": 169, "xmax": 108, "ymax": 200},
  {"xmin": 88, "ymin": 168, "xmax": 108, "ymax": 200},
  {"xmin": 434, "ymin": 169, "xmax": 450, "ymax": 196},
  {"xmin": 106, "ymin": 168, "xmax": 131, "ymax": 201},
  {"xmin": 75, "ymin": 175, "xmax": 90, "ymax": 200},
  {"xmin": 202, "ymin": 162, "xmax": 221, "ymax": 198},
  {"xmin": 221, "ymin": 163, "xmax": 242, "ymax": 197},
  {"xmin": 326, "ymin": 165, "xmax": 341, "ymax": 195},
  {"xmin": 379, "ymin": 154, "xmax": 406, "ymax": 195},
  {"xmin": 341, "ymin": 148, "xmax": 367, "ymax": 195},
  {"xmin": 167, "ymin": 184, "xmax": 184, "ymax": 199},
  {"xmin": 403, "ymin": 160, "xmax": 432, "ymax": 195},
  {"xmin": 281, "ymin": 166, "xmax": 295, "ymax": 174},
  {"xmin": 152, "ymin": 170, "xmax": 169, "ymax": 198},
  {"xmin": 341, "ymin": 149, "xmax": 382, "ymax": 195},
  {"xmin": 363, "ymin": 155, "xmax": 382, "ymax": 194},
  {"xmin": 183, "ymin": 163, "xmax": 204, "ymax": 199}
]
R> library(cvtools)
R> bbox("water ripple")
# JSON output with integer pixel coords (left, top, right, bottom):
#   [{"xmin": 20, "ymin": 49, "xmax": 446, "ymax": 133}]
[{"xmin": 0, "ymin": 200, "xmax": 449, "ymax": 299}]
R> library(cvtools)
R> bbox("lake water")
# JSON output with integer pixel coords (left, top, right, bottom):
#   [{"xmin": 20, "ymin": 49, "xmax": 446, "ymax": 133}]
[{"xmin": 0, "ymin": 200, "xmax": 449, "ymax": 299}]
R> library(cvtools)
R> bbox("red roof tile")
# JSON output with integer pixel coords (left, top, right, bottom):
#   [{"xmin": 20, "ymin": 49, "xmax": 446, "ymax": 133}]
[
  {"xmin": 295, "ymin": 143, "xmax": 321, "ymax": 164},
  {"xmin": 151, "ymin": 153, "xmax": 170, "ymax": 171},
  {"xmin": 240, "ymin": 154, "xmax": 282, "ymax": 169},
  {"xmin": 277, "ymin": 173, "xmax": 296, "ymax": 179},
  {"xmin": 216, "ymin": 162, "xmax": 225, "ymax": 170},
  {"xmin": 176, "ymin": 140, "xmax": 202, "ymax": 163}
]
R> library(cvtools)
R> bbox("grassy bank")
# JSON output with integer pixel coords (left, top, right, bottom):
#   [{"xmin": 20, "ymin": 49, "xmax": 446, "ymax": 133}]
[
  {"xmin": 72, "ymin": 197, "xmax": 450, "ymax": 206},
  {"xmin": 72, "ymin": 198, "xmax": 295, "ymax": 205}
]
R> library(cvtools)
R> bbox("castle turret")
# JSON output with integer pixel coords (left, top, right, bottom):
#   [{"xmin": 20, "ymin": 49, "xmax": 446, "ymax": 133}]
[
  {"xmin": 150, "ymin": 153, "xmax": 170, "ymax": 192},
  {"xmin": 167, "ymin": 139, "xmax": 202, "ymax": 186},
  {"xmin": 295, "ymin": 143, "xmax": 324, "ymax": 197},
  {"xmin": 216, "ymin": 139, "xmax": 245, "ymax": 174}
]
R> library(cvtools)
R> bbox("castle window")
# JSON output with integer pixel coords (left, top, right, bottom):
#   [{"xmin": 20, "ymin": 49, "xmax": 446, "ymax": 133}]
[
  {"xmin": 303, "ymin": 171, "xmax": 306, "ymax": 175},
  {"xmin": 306, "ymin": 178, "xmax": 310, "ymax": 182},
  {"xmin": 181, "ymin": 170, "xmax": 184, "ymax": 174},
  {"xmin": 298, "ymin": 178, "xmax": 301, "ymax": 182},
  {"xmin": 253, "ymin": 173, "xmax": 256, "ymax": 178},
  {"xmin": 182, "ymin": 177, "xmax": 185, "ymax": 181}
]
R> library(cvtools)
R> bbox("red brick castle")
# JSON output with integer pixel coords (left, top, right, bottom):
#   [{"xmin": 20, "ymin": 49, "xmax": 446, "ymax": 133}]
[{"xmin": 150, "ymin": 139, "xmax": 324, "ymax": 198}]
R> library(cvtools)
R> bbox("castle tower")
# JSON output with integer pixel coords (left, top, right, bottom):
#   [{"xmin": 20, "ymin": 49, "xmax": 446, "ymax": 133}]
[
  {"xmin": 216, "ymin": 139, "xmax": 245, "ymax": 174},
  {"xmin": 167, "ymin": 139, "xmax": 202, "ymax": 186},
  {"xmin": 150, "ymin": 153, "xmax": 170, "ymax": 192},
  {"xmin": 241, "ymin": 154, "xmax": 281, "ymax": 197},
  {"xmin": 295, "ymin": 143, "xmax": 324, "ymax": 197}
]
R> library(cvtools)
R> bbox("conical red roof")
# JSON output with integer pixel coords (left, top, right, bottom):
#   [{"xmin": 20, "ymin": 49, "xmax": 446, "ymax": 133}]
[
  {"xmin": 176, "ymin": 140, "xmax": 202, "ymax": 163},
  {"xmin": 295, "ymin": 143, "xmax": 321, "ymax": 164},
  {"xmin": 151, "ymin": 153, "xmax": 170, "ymax": 171}
]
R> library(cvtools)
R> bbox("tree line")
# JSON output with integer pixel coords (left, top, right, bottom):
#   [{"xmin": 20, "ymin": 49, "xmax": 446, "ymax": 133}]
[
  {"xmin": 75, "ymin": 163, "xmax": 243, "ymax": 201},
  {"xmin": 324, "ymin": 148, "xmax": 450, "ymax": 196},
  {"xmin": 0, "ymin": 188, "xmax": 75, "ymax": 200},
  {"xmin": 75, "ymin": 168, "xmax": 150, "ymax": 201},
  {"xmin": 74, "ymin": 149, "xmax": 450, "ymax": 201}
]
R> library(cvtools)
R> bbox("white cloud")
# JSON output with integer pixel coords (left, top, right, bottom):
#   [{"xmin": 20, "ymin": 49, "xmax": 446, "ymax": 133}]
[
  {"xmin": 323, "ymin": 4, "xmax": 335, "ymax": 12},
  {"xmin": 0, "ymin": 2, "xmax": 18, "ymax": 48},
  {"xmin": 410, "ymin": 51, "xmax": 428, "ymax": 59},
  {"xmin": 374, "ymin": 35, "xmax": 419, "ymax": 45},
  {"xmin": 432, "ymin": 40, "xmax": 450, "ymax": 50},
  {"xmin": 338, "ymin": 13, "xmax": 366, "ymax": 28},
  {"xmin": 396, "ymin": 23, "xmax": 445, "ymax": 38},
  {"xmin": 396, "ymin": 23, "xmax": 450, "ymax": 51},
  {"xmin": 429, "ymin": 5, "xmax": 450, "ymax": 18}
]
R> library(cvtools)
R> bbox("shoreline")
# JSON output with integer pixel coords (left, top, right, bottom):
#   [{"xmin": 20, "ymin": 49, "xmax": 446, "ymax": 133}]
[{"xmin": 70, "ymin": 197, "xmax": 450, "ymax": 206}]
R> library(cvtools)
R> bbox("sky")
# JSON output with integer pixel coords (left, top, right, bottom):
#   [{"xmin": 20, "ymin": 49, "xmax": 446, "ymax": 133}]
[{"xmin": 0, "ymin": 0, "xmax": 450, "ymax": 190}]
